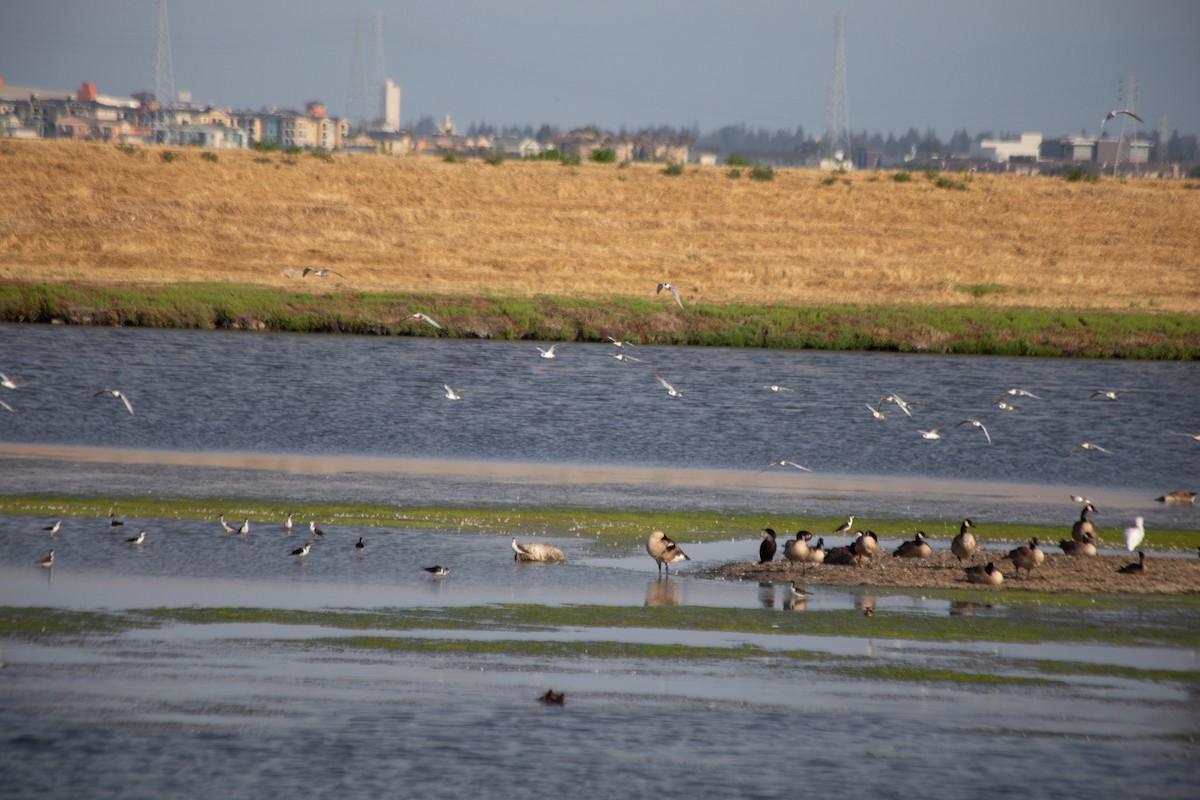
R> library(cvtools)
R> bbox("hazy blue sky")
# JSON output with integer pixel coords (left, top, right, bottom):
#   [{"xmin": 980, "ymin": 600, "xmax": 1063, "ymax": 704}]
[{"xmin": 1, "ymin": 1, "xmax": 1197, "ymax": 138}]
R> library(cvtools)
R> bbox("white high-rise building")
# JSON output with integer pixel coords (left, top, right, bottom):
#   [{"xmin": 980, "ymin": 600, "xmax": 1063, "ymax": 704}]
[{"xmin": 383, "ymin": 79, "xmax": 401, "ymax": 132}]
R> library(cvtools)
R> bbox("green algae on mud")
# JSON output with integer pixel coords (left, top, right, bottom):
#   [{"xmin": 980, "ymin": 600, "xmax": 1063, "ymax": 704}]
[
  {"xmin": 3, "ymin": 493, "xmax": 1199, "ymax": 553},
  {"xmin": 2, "ymin": 282, "xmax": 1197, "ymax": 359}
]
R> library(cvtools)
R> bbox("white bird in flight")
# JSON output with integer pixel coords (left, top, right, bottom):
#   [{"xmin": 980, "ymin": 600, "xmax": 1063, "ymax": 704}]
[
  {"xmin": 536, "ymin": 344, "xmax": 561, "ymax": 359},
  {"xmin": 604, "ymin": 337, "xmax": 640, "ymax": 350},
  {"xmin": 94, "ymin": 388, "xmax": 134, "ymax": 415},
  {"xmin": 1069, "ymin": 494, "xmax": 1094, "ymax": 504},
  {"xmin": 995, "ymin": 399, "xmax": 1018, "ymax": 412},
  {"xmin": 1090, "ymin": 390, "xmax": 1122, "ymax": 401},
  {"xmin": 0, "ymin": 398, "xmax": 13, "ymax": 413},
  {"xmin": 1068, "ymin": 442, "xmax": 1111, "ymax": 456},
  {"xmin": 865, "ymin": 403, "xmax": 889, "ymax": 420},
  {"xmin": 1123, "ymin": 516, "xmax": 1145, "ymax": 551},
  {"xmin": 878, "ymin": 393, "xmax": 915, "ymax": 417},
  {"xmin": 918, "ymin": 427, "xmax": 943, "ymax": 440},
  {"xmin": 442, "ymin": 384, "xmax": 464, "ymax": 401},
  {"xmin": 1100, "ymin": 109, "xmax": 1143, "ymax": 132},
  {"xmin": 996, "ymin": 388, "xmax": 1040, "ymax": 401},
  {"xmin": 405, "ymin": 312, "xmax": 443, "ymax": 329},
  {"xmin": 656, "ymin": 282, "xmax": 684, "ymax": 309},
  {"xmin": 956, "ymin": 418, "xmax": 992, "ymax": 445},
  {"xmin": 611, "ymin": 352, "xmax": 643, "ymax": 363},
  {"xmin": 302, "ymin": 267, "xmax": 344, "ymax": 278},
  {"xmin": 760, "ymin": 459, "xmax": 813, "ymax": 473},
  {"xmin": 654, "ymin": 372, "xmax": 683, "ymax": 398},
  {"xmin": 0, "ymin": 370, "xmax": 19, "ymax": 390},
  {"xmin": 763, "ymin": 385, "xmax": 796, "ymax": 393}
]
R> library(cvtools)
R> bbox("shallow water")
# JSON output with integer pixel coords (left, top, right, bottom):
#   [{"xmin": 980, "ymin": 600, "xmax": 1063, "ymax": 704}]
[{"xmin": 2, "ymin": 326, "xmax": 1199, "ymax": 798}]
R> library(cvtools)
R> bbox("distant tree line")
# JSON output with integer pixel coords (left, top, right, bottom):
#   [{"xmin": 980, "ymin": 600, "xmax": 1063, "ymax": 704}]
[{"xmin": 408, "ymin": 115, "xmax": 1199, "ymax": 164}]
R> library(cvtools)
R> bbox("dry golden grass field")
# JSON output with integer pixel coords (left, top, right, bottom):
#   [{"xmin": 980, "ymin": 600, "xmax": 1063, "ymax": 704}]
[{"xmin": 1, "ymin": 139, "xmax": 1197, "ymax": 313}]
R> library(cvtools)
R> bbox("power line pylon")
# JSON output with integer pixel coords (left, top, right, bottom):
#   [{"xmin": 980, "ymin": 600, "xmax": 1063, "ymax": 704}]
[
  {"xmin": 370, "ymin": 9, "xmax": 386, "ymax": 125},
  {"xmin": 347, "ymin": 12, "xmax": 368, "ymax": 131},
  {"xmin": 152, "ymin": 0, "xmax": 176, "ymax": 108},
  {"xmin": 821, "ymin": 11, "xmax": 851, "ymax": 169}
]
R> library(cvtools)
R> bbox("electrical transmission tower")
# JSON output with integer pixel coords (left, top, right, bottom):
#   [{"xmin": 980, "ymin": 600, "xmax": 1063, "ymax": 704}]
[
  {"xmin": 347, "ymin": 12, "xmax": 369, "ymax": 131},
  {"xmin": 1113, "ymin": 75, "xmax": 1138, "ymax": 176},
  {"xmin": 821, "ymin": 11, "xmax": 851, "ymax": 169},
  {"xmin": 370, "ymin": 10, "xmax": 386, "ymax": 125},
  {"xmin": 152, "ymin": 0, "xmax": 176, "ymax": 108},
  {"xmin": 1156, "ymin": 114, "xmax": 1168, "ymax": 170}
]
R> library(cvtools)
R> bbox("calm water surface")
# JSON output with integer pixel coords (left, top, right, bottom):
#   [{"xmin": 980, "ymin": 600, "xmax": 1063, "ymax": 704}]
[{"xmin": 1, "ymin": 325, "xmax": 1197, "ymax": 798}]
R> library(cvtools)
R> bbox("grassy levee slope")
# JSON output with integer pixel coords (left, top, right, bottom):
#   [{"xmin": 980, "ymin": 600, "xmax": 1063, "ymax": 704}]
[{"xmin": 1, "ymin": 140, "xmax": 1197, "ymax": 355}]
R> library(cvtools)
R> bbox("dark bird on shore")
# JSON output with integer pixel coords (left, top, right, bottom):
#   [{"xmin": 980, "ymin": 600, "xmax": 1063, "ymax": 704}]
[
  {"xmin": 1156, "ymin": 491, "xmax": 1196, "ymax": 505},
  {"xmin": 1004, "ymin": 539, "xmax": 1041, "ymax": 578},
  {"xmin": 1118, "ymin": 551, "xmax": 1147, "ymax": 575},
  {"xmin": 94, "ymin": 388, "xmax": 134, "ymax": 415},
  {"xmin": 1059, "ymin": 532, "xmax": 1097, "ymax": 556},
  {"xmin": 806, "ymin": 537, "xmax": 826, "ymax": 564},
  {"xmin": 302, "ymin": 267, "xmax": 344, "ymax": 279},
  {"xmin": 1071, "ymin": 503, "xmax": 1098, "ymax": 543},
  {"xmin": 759, "ymin": 528, "xmax": 778, "ymax": 563}
]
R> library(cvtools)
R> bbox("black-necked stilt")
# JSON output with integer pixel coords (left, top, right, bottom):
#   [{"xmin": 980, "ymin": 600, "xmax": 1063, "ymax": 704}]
[
  {"xmin": 43, "ymin": 520, "xmax": 61, "ymax": 536},
  {"xmin": 646, "ymin": 530, "xmax": 689, "ymax": 574},
  {"xmin": 284, "ymin": 514, "xmax": 294, "ymax": 532},
  {"xmin": 292, "ymin": 543, "xmax": 311, "ymax": 557},
  {"xmin": 302, "ymin": 267, "xmax": 344, "ymax": 278},
  {"xmin": 94, "ymin": 388, "xmax": 134, "ymax": 415},
  {"xmin": 236, "ymin": 519, "xmax": 250, "ymax": 536},
  {"xmin": 309, "ymin": 520, "xmax": 325, "ymax": 538},
  {"xmin": 37, "ymin": 549, "xmax": 54, "ymax": 568},
  {"xmin": 109, "ymin": 515, "xmax": 124, "ymax": 527},
  {"xmin": 355, "ymin": 536, "xmax": 364, "ymax": 551},
  {"xmin": 655, "ymin": 282, "xmax": 684, "ymax": 309},
  {"xmin": 833, "ymin": 515, "xmax": 855, "ymax": 538},
  {"xmin": 423, "ymin": 565, "xmax": 449, "ymax": 576},
  {"xmin": 219, "ymin": 514, "xmax": 236, "ymax": 533},
  {"xmin": 127, "ymin": 530, "xmax": 146, "ymax": 545}
]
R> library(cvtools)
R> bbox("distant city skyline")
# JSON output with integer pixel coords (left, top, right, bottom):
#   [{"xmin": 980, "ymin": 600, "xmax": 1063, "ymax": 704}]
[{"xmin": 1, "ymin": 0, "xmax": 1198, "ymax": 138}]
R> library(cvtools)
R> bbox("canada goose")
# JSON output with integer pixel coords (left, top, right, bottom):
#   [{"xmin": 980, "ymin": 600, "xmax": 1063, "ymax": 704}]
[
  {"xmin": 965, "ymin": 561, "xmax": 1004, "ymax": 586},
  {"xmin": 656, "ymin": 282, "xmax": 684, "ymax": 309},
  {"xmin": 512, "ymin": 537, "xmax": 565, "ymax": 563},
  {"xmin": 806, "ymin": 538, "xmax": 826, "ymax": 565},
  {"xmin": 1029, "ymin": 537, "xmax": 1046, "ymax": 567},
  {"xmin": 291, "ymin": 542, "xmax": 311, "ymax": 557},
  {"xmin": 37, "ymin": 549, "xmax": 54, "ymax": 568},
  {"xmin": 853, "ymin": 530, "xmax": 880, "ymax": 560},
  {"xmin": 127, "ymin": 530, "xmax": 146, "ymax": 545},
  {"xmin": 823, "ymin": 544, "xmax": 856, "ymax": 565},
  {"xmin": 1004, "ymin": 540, "xmax": 1041, "ymax": 578},
  {"xmin": 759, "ymin": 528, "xmax": 778, "ymax": 563},
  {"xmin": 951, "ymin": 519, "xmax": 977, "ymax": 563},
  {"xmin": 539, "ymin": 689, "xmax": 566, "ymax": 705},
  {"xmin": 1118, "ymin": 551, "xmax": 1147, "ymax": 575},
  {"xmin": 424, "ymin": 566, "xmax": 450, "ymax": 576},
  {"xmin": 1156, "ymin": 491, "xmax": 1196, "ymax": 505},
  {"xmin": 784, "ymin": 531, "xmax": 812, "ymax": 563},
  {"xmin": 1059, "ymin": 532, "xmax": 1097, "ymax": 556},
  {"xmin": 893, "ymin": 531, "xmax": 932, "ymax": 559},
  {"xmin": 1123, "ymin": 516, "xmax": 1145, "ymax": 551},
  {"xmin": 647, "ymin": 530, "xmax": 690, "ymax": 574},
  {"xmin": 42, "ymin": 520, "xmax": 61, "ymax": 536},
  {"xmin": 1071, "ymin": 503, "xmax": 1097, "ymax": 542}
]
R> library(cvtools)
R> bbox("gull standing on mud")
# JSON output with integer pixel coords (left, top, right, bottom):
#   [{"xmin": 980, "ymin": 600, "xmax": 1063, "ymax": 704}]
[
  {"xmin": 94, "ymin": 388, "xmax": 134, "ymax": 415},
  {"xmin": 656, "ymin": 282, "xmax": 684, "ymax": 309}
]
